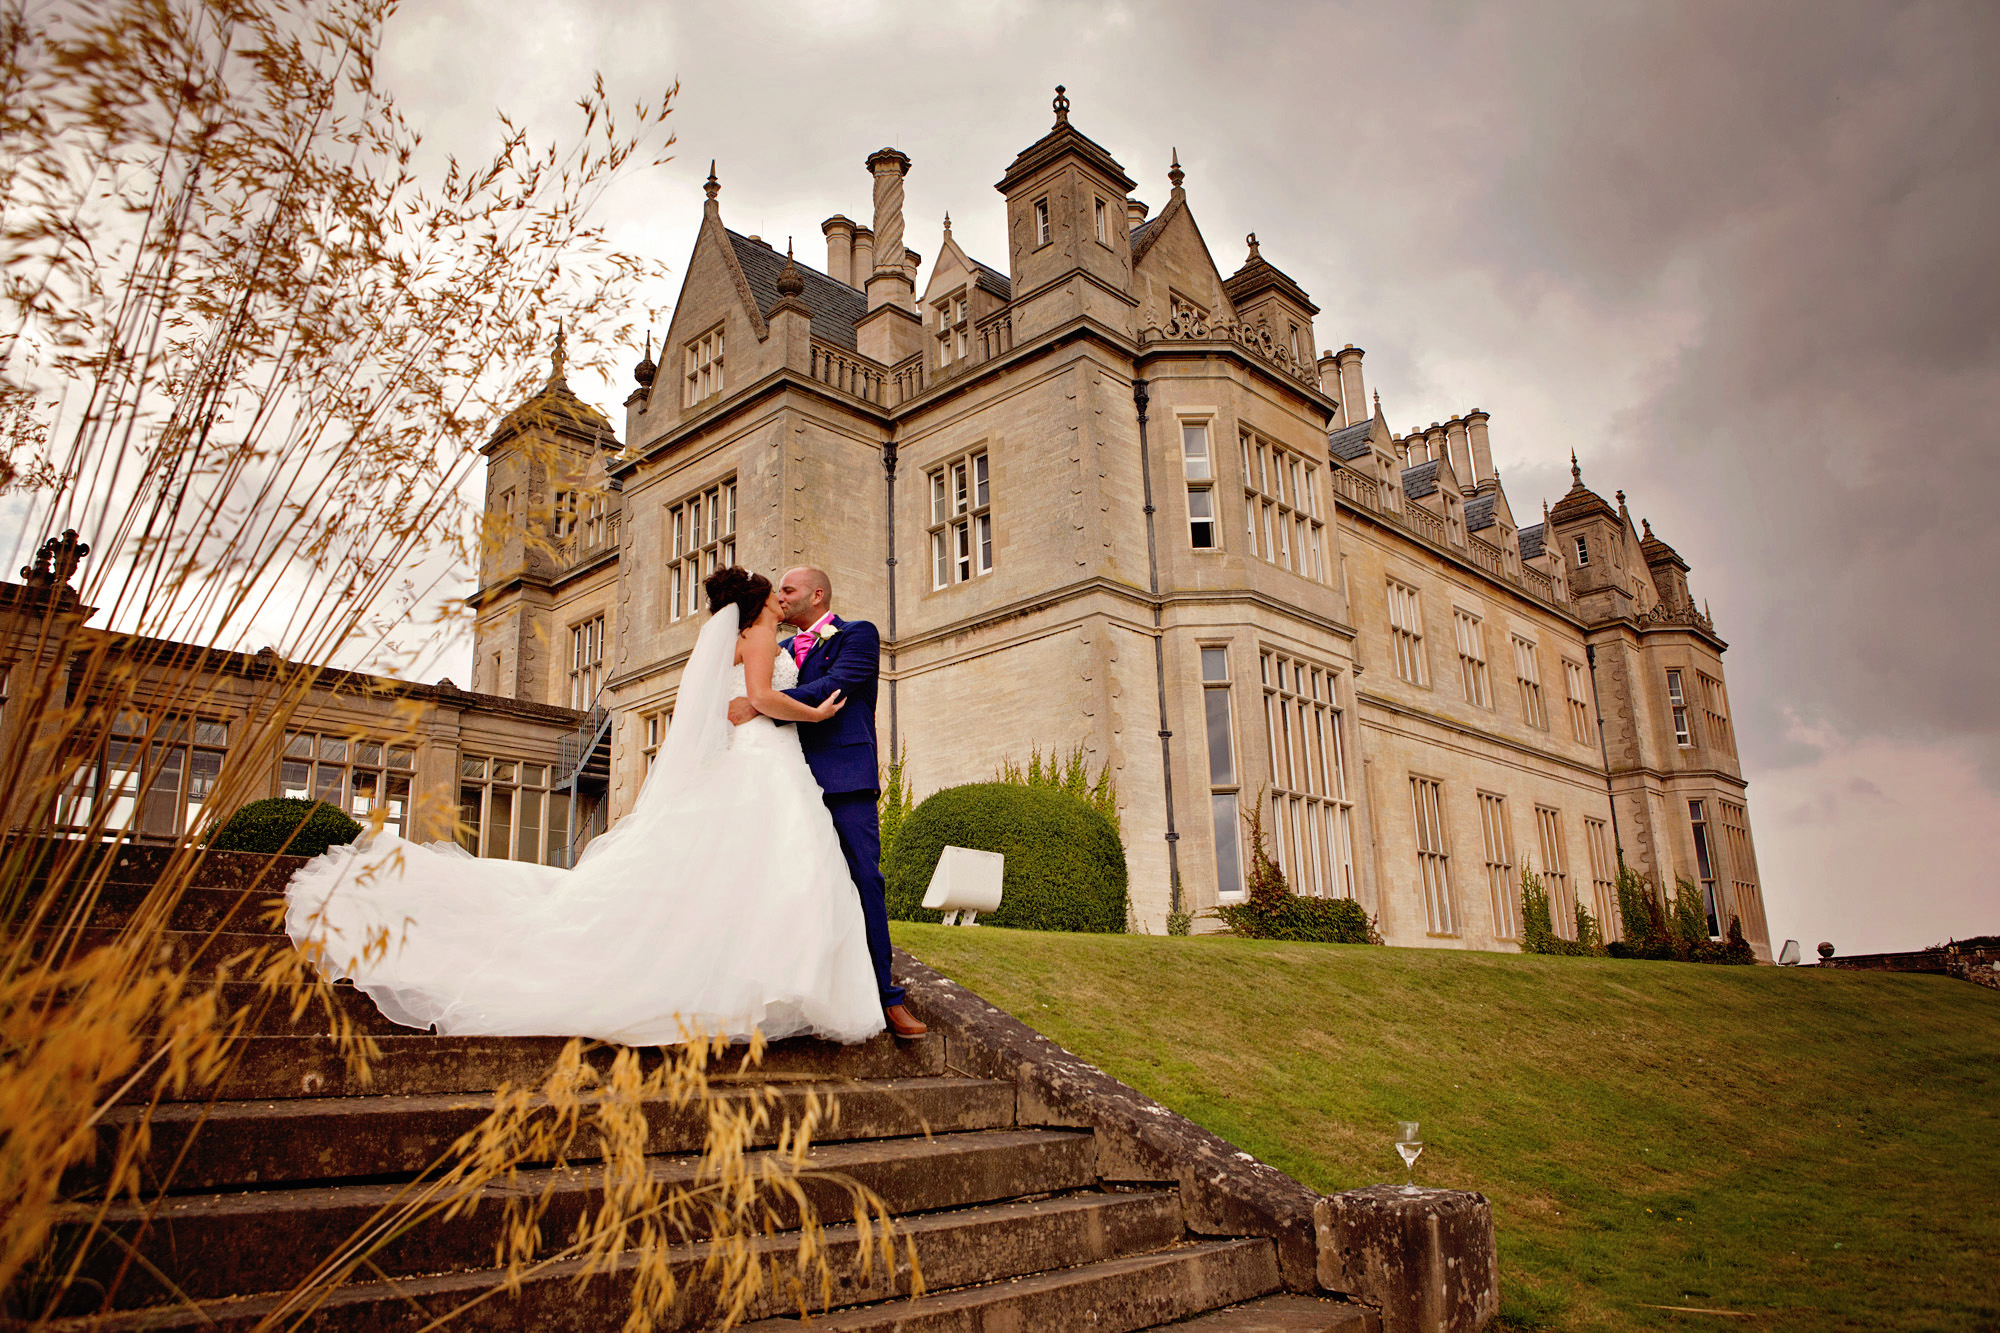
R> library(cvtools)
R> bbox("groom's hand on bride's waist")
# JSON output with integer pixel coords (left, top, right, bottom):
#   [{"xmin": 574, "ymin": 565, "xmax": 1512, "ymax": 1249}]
[{"xmin": 727, "ymin": 697, "xmax": 759, "ymax": 726}]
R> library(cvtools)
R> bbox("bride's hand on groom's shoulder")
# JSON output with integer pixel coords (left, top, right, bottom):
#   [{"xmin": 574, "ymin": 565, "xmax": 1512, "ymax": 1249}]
[{"xmin": 807, "ymin": 689, "xmax": 846, "ymax": 722}]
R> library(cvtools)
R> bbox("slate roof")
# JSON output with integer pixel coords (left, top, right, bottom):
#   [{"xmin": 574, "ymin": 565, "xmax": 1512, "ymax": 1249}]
[
  {"xmin": 1639, "ymin": 524, "xmax": 1687, "ymax": 570},
  {"xmin": 727, "ymin": 231, "xmax": 866, "ymax": 351},
  {"xmin": 972, "ymin": 263, "xmax": 1011, "ymax": 301},
  {"xmin": 1547, "ymin": 477, "xmax": 1616, "ymax": 525},
  {"xmin": 1129, "ymin": 218, "xmax": 1157, "ymax": 248},
  {"xmin": 1327, "ymin": 420, "xmax": 1374, "ymax": 461},
  {"xmin": 1401, "ymin": 459, "xmax": 1441, "ymax": 500},
  {"xmin": 1465, "ymin": 493, "xmax": 1497, "ymax": 533},
  {"xmin": 492, "ymin": 371, "xmax": 616, "ymax": 448},
  {"xmin": 1519, "ymin": 523, "xmax": 1546, "ymax": 562}
]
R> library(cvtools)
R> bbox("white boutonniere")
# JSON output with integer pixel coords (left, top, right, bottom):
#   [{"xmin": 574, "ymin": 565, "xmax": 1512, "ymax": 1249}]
[{"xmin": 814, "ymin": 622, "xmax": 839, "ymax": 644}]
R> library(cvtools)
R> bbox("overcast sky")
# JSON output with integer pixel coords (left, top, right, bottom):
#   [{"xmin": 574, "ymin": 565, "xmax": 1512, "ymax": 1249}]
[{"xmin": 374, "ymin": 0, "xmax": 1999, "ymax": 954}]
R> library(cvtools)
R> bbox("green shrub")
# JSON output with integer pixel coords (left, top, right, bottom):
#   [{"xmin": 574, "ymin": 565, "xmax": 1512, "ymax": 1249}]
[
  {"xmin": 1606, "ymin": 866, "xmax": 1759, "ymax": 965},
  {"xmin": 206, "ymin": 797, "xmax": 362, "ymax": 858},
  {"xmin": 877, "ymin": 742, "xmax": 914, "ymax": 871},
  {"xmin": 1519, "ymin": 867, "xmax": 1604, "ymax": 956},
  {"xmin": 1209, "ymin": 799, "xmax": 1377, "ymax": 944},
  {"xmin": 884, "ymin": 782, "xmax": 1127, "ymax": 933},
  {"xmin": 994, "ymin": 742, "xmax": 1120, "ymax": 834},
  {"xmin": 1609, "ymin": 864, "xmax": 1677, "ymax": 960}
]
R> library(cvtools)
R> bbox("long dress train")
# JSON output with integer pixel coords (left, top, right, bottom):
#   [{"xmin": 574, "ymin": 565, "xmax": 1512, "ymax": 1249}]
[{"xmin": 283, "ymin": 606, "xmax": 884, "ymax": 1046}]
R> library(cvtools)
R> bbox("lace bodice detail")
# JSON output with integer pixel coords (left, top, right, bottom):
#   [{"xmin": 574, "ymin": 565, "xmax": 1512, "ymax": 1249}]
[{"xmin": 729, "ymin": 644, "xmax": 800, "ymax": 702}]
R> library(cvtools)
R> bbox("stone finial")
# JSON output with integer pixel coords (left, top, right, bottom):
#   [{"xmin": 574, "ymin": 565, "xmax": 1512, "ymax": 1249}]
[
  {"xmin": 1053, "ymin": 84, "xmax": 1070, "ymax": 126},
  {"xmin": 1373, "ymin": 389, "xmax": 1382, "ymax": 412},
  {"xmin": 1616, "ymin": 489, "xmax": 1630, "ymax": 519},
  {"xmin": 20, "ymin": 529, "xmax": 88, "ymax": 587},
  {"xmin": 703, "ymin": 160, "xmax": 719, "ymax": 203},
  {"xmin": 1168, "ymin": 149, "xmax": 1185, "ymax": 194},
  {"xmin": 942, "ymin": 210, "xmax": 952, "ymax": 238},
  {"xmin": 549, "ymin": 323, "xmax": 568, "ymax": 384},
  {"xmin": 1246, "ymin": 232, "xmax": 1260, "ymax": 261},
  {"xmin": 1570, "ymin": 450, "xmax": 1581, "ymax": 485},
  {"xmin": 776, "ymin": 239, "xmax": 805, "ymax": 297},
  {"xmin": 634, "ymin": 330, "xmax": 656, "ymax": 387},
  {"xmin": 1643, "ymin": 517, "xmax": 1653, "ymax": 538}
]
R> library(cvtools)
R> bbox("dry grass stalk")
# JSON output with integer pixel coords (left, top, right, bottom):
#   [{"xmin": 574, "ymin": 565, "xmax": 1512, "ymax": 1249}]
[{"xmin": 0, "ymin": 0, "xmax": 908, "ymax": 1325}]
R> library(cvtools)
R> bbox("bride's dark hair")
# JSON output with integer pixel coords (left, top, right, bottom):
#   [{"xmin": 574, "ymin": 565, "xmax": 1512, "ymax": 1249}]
[{"xmin": 703, "ymin": 566, "xmax": 771, "ymax": 627}]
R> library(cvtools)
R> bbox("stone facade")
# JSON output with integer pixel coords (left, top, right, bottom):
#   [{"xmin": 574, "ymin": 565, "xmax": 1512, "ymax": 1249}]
[{"xmin": 469, "ymin": 92, "xmax": 1769, "ymax": 957}]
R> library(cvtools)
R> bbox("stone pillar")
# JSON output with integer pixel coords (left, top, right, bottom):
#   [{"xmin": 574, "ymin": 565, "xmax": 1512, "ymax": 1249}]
[
  {"xmin": 1336, "ymin": 346, "xmax": 1367, "ymax": 426},
  {"xmin": 1445, "ymin": 417, "xmax": 1472, "ymax": 485},
  {"xmin": 1425, "ymin": 424, "xmax": 1449, "ymax": 472},
  {"xmin": 1466, "ymin": 410, "xmax": 1494, "ymax": 490},
  {"xmin": 1320, "ymin": 351, "xmax": 1346, "ymax": 425},
  {"xmin": 865, "ymin": 148, "xmax": 914, "ymax": 313},
  {"xmin": 851, "ymin": 226, "xmax": 875, "ymax": 283},
  {"xmin": 822, "ymin": 214, "xmax": 856, "ymax": 287},
  {"xmin": 1315, "ymin": 1186, "xmax": 1499, "ymax": 1333}
]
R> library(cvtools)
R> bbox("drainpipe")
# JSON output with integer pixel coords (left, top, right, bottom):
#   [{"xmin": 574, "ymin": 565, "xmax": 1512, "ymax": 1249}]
[
  {"xmin": 884, "ymin": 437, "xmax": 898, "ymax": 758},
  {"xmin": 1133, "ymin": 377, "xmax": 1183, "ymax": 911},
  {"xmin": 1585, "ymin": 641, "xmax": 1625, "ymax": 864}
]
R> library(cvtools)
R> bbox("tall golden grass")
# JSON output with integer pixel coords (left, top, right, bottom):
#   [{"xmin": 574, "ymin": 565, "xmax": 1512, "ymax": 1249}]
[{"xmin": 0, "ymin": 1, "xmax": 909, "ymax": 1325}]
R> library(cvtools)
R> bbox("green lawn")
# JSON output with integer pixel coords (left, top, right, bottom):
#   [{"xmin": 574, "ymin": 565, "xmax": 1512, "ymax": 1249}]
[{"xmin": 892, "ymin": 923, "xmax": 1999, "ymax": 1332}]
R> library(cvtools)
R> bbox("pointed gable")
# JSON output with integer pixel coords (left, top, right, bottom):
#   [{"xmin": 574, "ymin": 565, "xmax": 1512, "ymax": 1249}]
[
  {"xmin": 727, "ymin": 231, "xmax": 865, "ymax": 350},
  {"xmin": 1130, "ymin": 190, "xmax": 1236, "ymax": 327}
]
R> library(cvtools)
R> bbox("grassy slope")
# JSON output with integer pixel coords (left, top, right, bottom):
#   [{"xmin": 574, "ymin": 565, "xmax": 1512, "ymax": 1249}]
[{"xmin": 892, "ymin": 923, "xmax": 1999, "ymax": 1332}]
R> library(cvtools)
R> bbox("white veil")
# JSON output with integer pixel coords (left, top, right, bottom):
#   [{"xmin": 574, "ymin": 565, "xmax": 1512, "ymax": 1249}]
[{"xmin": 575, "ymin": 602, "xmax": 739, "ymax": 865}]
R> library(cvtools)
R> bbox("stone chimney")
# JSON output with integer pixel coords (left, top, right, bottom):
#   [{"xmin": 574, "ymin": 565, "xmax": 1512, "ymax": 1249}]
[
  {"xmin": 1466, "ymin": 409, "xmax": 1495, "ymax": 490},
  {"xmin": 1319, "ymin": 351, "xmax": 1345, "ymax": 424},
  {"xmin": 851, "ymin": 226, "xmax": 875, "ymax": 282},
  {"xmin": 1335, "ymin": 346, "xmax": 1367, "ymax": 430},
  {"xmin": 1424, "ymin": 423, "xmax": 1449, "ymax": 473},
  {"xmin": 865, "ymin": 148, "xmax": 915, "ymax": 313},
  {"xmin": 1445, "ymin": 417, "xmax": 1472, "ymax": 485},
  {"xmin": 822, "ymin": 215, "xmax": 856, "ymax": 287},
  {"xmin": 1128, "ymin": 198, "xmax": 1150, "ymax": 229}
]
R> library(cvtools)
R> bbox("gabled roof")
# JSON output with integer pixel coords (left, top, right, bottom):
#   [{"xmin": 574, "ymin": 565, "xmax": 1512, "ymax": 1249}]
[
  {"xmin": 1465, "ymin": 493, "xmax": 1498, "ymax": 532},
  {"xmin": 1547, "ymin": 458, "xmax": 1617, "ymax": 525},
  {"xmin": 726, "ymin": 230, "xmax": 866, "ymax": 350},
  {"xmin": 972, "ymin": 263, "xmax": 1011, "ymax": 300},
  {"xmin": 1327, "ymin": 419, "xmax": 1374, "ymax": 461},
  {"xmin": 995, "ymin": 104, "xmax": 1136, "ymax": 195},
  {"xmin": 1519, "ymin": 523, "xmax": 1547, "ymax": 561},
  {"xmin": 1402, "ymin": 459, "xmax": 1441, "ymax": 499},
  {"xmin": 1129, "ymin": 217, "xmax": 1158, "ymax": 249},
  {"xmin": 1221, "ymin": 242, "xmax": 1319, "ymax": 317}
]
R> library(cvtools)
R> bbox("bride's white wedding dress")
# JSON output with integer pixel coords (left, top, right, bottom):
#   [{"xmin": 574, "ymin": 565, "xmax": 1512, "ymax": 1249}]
[{"xmin": 283, "ymin": 605, "xmax": 884, "ymax": 1046}]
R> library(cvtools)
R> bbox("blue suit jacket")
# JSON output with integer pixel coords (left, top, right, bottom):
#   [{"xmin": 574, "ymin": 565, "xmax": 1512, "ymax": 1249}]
[{"xmin": 780, "ymin": 615, "xmax": 881, "ymax": 796}]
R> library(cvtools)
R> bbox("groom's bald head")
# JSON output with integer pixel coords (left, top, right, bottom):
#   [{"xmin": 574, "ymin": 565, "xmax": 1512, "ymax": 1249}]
[{"xmin": 777, "ymin": 566, "xmax": 832, "ymax": 627}]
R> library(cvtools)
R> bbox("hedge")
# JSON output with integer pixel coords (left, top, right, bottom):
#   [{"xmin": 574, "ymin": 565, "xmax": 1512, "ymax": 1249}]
[
  {"xmin": 884, "ymin": 782, "xmax": 1127, "ymax": 933},
  {"xmin": 206, "ymin": 797, "xmax": 362, "ymax": 858}
]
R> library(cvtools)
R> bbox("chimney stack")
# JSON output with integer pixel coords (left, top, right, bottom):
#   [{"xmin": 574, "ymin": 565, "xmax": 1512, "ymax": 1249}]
[
  {"xmin": 1445, "ymin": 417, "xmax": 1472, "ymax": 485},
  {"xmin": 1335, "ymin": 346, "xmax": 1367, "ymax": 430},
  {"xmin": 851, "ymin": 226, "xmax": 875, "ymax": 283},
  {"xmin": 1127, "ymin": 198, "xmax": 1150, "ymax": 229},
  {"xmin": 865, "ymin": 148, "xmax": 915, "ymax": 313},
  {"xmin": 1425, "ymin": 423, "xmax": 1449, "ymax": 472},
  {"xmin": 1318, "ymin": 351, "xmax": 1344, "ymax": 423},
  {"xmin": 1466, "ymin": 409, "xmax": 1495, "ymax": 489},
  {"xmin": 822, "ymin": 215, "xmax": 856, "ymax": 287}
]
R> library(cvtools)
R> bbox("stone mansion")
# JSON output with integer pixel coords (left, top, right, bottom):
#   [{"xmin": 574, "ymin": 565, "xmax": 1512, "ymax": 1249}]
[
  {"xmin": 466, "ymin": 90, "xmax": 1768, "ymax": 956},
  {"xmin": 3, "ymin": 91, "xmax": 1766, "ymax": 959}
]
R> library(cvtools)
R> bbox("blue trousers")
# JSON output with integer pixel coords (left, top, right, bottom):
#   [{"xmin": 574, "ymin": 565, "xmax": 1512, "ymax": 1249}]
[{"xmin": 823, "ymin": 791, "xmax": 904, "ymax": 1009}]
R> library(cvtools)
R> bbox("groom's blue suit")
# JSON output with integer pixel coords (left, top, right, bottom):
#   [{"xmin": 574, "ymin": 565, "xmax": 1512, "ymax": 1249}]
[{"xmin": 779, "ymin": 615, "xmax": 904, "ymax": 1009}]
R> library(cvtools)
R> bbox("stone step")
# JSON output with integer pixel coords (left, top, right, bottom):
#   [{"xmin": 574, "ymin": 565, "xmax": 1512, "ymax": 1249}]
[
  {"xmin": 132, "ymin": 1027, "xmax": 944, "ymax": 1103},
  {"xmin": 32, "ymin": 1189, "xmax": 1184, "ymax": 1332},
  {"xmin": 45, "ymin": 1128, "xmax": 1096, "ymax": 1312},
  {"xmin": 56, "ymin": 927, "xmax": 281, "ymax": 975},
  {"xmin": 69, "ymin": 885, "xmax": 288, "ymax": 935},
  {"xmin": 734, "ymin": 1237, "xmax": 1282, "ymax": 1333},
  {"xmin": 1164, "ymin": 1293, "xmax": 1382, "ymax": 1331},
  {"xmin": 72, "ymin": 1075, "xmax": 1016, "ymax": 1195},
  {"xmin": 13, "ymin": 844, "xmax": 307, "ymax": 903}
]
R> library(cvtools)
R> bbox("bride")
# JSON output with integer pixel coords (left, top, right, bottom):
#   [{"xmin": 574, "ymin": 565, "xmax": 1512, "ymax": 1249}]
[{"xmin": 283, "ymin": 567, "xmax": 887, "ymax": 1046}]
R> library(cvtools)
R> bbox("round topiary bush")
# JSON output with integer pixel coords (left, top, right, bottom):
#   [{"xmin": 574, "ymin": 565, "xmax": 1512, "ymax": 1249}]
[
  {"xmin": 206, "ymin": 797, "xmax": 362, "ymax": 858},
  {"xmin": 885, "ymin": 782, "xmax": 1127, "ymax": 933}
]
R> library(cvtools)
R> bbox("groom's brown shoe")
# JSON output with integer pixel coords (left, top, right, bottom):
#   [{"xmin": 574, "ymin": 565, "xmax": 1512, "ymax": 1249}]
[{"xmin": 884, "ymin": 1004, "xmax": 928, "ymax": 1039}]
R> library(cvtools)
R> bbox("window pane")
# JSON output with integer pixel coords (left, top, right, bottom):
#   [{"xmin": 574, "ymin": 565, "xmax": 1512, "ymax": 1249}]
[
  {"xmin": 318, "ymin": 736, "xmax": 347, "ymax": 763},
  {"xmin": 356, "ymin": 741, "xmax": 384, "ymax": 768},
  {"xmin": 493, "ymin": 761, "xmax": 516, "ymax": 784},
  {"xmin": 284, "ymin": 732, "xmax": 312, "ymax": 759},
  {"xmin": 546, "ymin": 794, "xmax": 570, "ymax": 866},
  {"xmin": 520, "ymin": 763, "xmax": 547, "ymax": 787},
  {"xmin": 516, "ymin": 788, "xmax": 542, "ymax": 862},
  {"xmin": 1188, "ymin": 488, "xmax": 1214, "ymax": 520},
  {"xmin": 1213, "ymin": 793, "xmax": 1243, "ymax": 895},
  {"xmin": 1204, "ymin": 687, "xmax": 1235, "ymax": 785},
  {"xmin": 280, "ymin": 759, "xmax": 311, "ymax": 800},
  {"xmin": 388, "ymin": 746, "xmax": 414, "ymax": 770},
  {"xmin": 487, "ymin": 786, "xmax": 513, "ymax": 859},
  {"xmin": 977, "ymin": 513, "xmax": 993, "ymax": 572},
  {"xmin": 187, "ymin": 749, "xmax": 222, "ymax": 828},
  {"xmin": 313, "ymin": 764, "xmax": 343, "ymax": 805},
  {"xmin": 461, "ymin": 756, "xmax": 486, "ymax": 780},
  {"xmin": 1183, "ymin": 424, "xmax": 1211, "ymax": 480},
  {"xmin": 350, "ymin": 769, "xmax": 379, "ymax": 820},
  {"xmin": 193, "ymin": 720, "xmax": 228, "ymax": 746},
  {"xmin": 140, "ymin": 744, "xmax": 184, "ymax": 837},
  {"xmin": 932, "ymin": 472, "xmax": 947, "ymax": 524},
  {"xmin": 974, "ymin": 454, "xmax": 990, "ymax": 507},
  {"xmin": 1201, "ymin": 647, "xmax": 1228, "ymax": 681},
  {"xmin": 458, "ymin": 787, "xmax": 482, "ymax": 852}
]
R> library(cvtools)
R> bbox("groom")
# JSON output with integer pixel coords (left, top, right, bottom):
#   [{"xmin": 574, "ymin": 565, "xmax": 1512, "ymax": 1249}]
[{"xmin": 726, "ymin": 566, "xmax": 926, "ymax": 1039}]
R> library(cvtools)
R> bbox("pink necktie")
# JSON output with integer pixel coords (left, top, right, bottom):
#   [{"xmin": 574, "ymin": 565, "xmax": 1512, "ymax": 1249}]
[{"xmin": 792, "ymin": 632, "xmax": 816, "ymax": 667}]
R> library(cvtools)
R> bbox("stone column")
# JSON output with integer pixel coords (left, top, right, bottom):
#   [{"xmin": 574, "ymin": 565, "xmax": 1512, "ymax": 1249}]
[
  {"xmin": 865, "ymin": 148, "xmax": 914, "ymax": 313},
  {"xmin": 1336, "ymin": 346, "xmax": 1367, "ymax": 426},
  {"xmin": 1466, "ymin": 409, "xmax": 1494, "ymax": 490},
  {"xmin": 821, "ymin": 215, "xmax": 856, "ymax": 287},
  {"xmin": 1445, "ymin": 417, "xmax": 1472, "ymax": 485}
]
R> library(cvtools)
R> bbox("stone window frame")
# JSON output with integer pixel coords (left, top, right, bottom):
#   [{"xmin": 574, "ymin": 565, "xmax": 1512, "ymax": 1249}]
[
  {"xmin": 1452, "ymin": 606, "xmax": 1491, "ymax": 708},
  {"xmin": 1512, "ymin": 634, "xmax": 1548, "ymax": 730},
  {"xmin": 1033, "ymin": 197, "xmax": 1051, "ymax": 249},
  {"xmin": 1573, "ymin": 534, "xmax": 1591, "ymax": 567},
  {"xmin": 1385, "ymin": 577, "xmax": 1428, "ymax": 687},
  {"xmin": 458, "ymin": 754, "xmax": 568, "ymax": 865},
  {"xmin": 1261, "ymin": 647, "xmax": 1357, "ymax": 901},
  {"xmin": 1238, "ymin": 429, "xmax": 1325, "ymax": 582},
  {"xmin": 642, "ymin": 711, "xmax": 665, "ymax": 773},
  {"xmin": 1688, "ymin": 798, "xmax": 1722, "ymax": 938},
  {"xmin": 568, "ymin": 614, "xmax": 605, "ymax": 710},
  {"xmin": 1698, "ymin": 671, "xmax": 1734, "ymax": 756},
  {"xmin": 933, "ymin": 286, "xmax": 970, "ymax": 368},
  {"xmin": 927, "ymin": 449, "xmax": 993, "ymax": 590},
  {"xmin": 1478, "ymin": 790, "xmax": 1518, "ymax": 940},
  {"xmin": 1585, "ymin": 815, "xmax": 1618, "ymax": 938},
  {"xmin": 666, "ymin": 476, "xmax": 738, "ymax": 623},
  {"xmin": 62, "ymin": 710, "xmax": 237, "ymax": 840},
  {"xmin": 280, "ymin": 728, "xmax": 413, "ymax": 838},
  {"xmin": 1563, "ymin": 657, "xmax": 1593, "ymax": 744},
  {"xmin": 1533, "ymin": 804, "xmax": 1574, "ymax": 938},
  {"xmin": 683, "ymin": 322, "xmax": 724, "ymax": 407},
  {"xmin": 1093, "ymin": 195, "xmax": 1109, "ymax": 246},
  {"xmin": 1665, "ymin": 668, "xmax": 1694, "ymax": 747},
  {"xmin": 1719, "ymin": 800, "xmax": 1762, "ymax": 941},
  {"xmin": 1200, "ymin": 644, "xmax": 1245, "ymax": 901},
  {"xmin": 1179, "ymin": 415, "xmax": 1221, "ymax": 552},
  {"xmin": 1410, "ymin": 773, "xmax": 1457, "ymax": 936}
]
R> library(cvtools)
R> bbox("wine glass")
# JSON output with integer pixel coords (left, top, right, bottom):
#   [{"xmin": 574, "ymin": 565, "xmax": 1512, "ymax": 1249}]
[{"xmin": 1394, "ymin": 1121, "xmax": 1424, "ymax": 1191}]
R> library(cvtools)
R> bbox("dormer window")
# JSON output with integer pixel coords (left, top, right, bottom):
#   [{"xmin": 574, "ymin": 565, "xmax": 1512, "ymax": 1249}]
[
  {"xmin": 935, "ymin": 288, "xmax": 971, "ymax": 368},
  {"xmin": 684, "ymin": 325, "xmax": 724, "ymax": 407},
  {"xmin": 1573, "ymin": 535, "xmax": 1590, "ymax": 567},
  {"xmin": 1034, "ymin": 198, "xmax": 1051, "ymax": 248}
]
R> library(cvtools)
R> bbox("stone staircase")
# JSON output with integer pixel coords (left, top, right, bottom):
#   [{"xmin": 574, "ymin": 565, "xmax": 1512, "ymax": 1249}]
[{"xmin": 13, "ymin": 846, "xmax": 1494, "ymax": 1331}]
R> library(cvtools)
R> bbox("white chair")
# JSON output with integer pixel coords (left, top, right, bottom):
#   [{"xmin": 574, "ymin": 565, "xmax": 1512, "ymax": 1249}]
[{"xmin": 921, "ymin": 846, "xmax": 1005, "ymax": 926}]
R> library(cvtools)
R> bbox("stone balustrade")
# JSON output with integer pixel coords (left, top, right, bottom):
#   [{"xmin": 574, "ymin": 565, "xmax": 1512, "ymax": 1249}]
[
  {"xmin": 809, "ymin": 339, "xmax": 886, "ymax": 403},
  {"xmin": 1329, "ymin": 458, "xmax": 1568, "ymax": 612}
]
